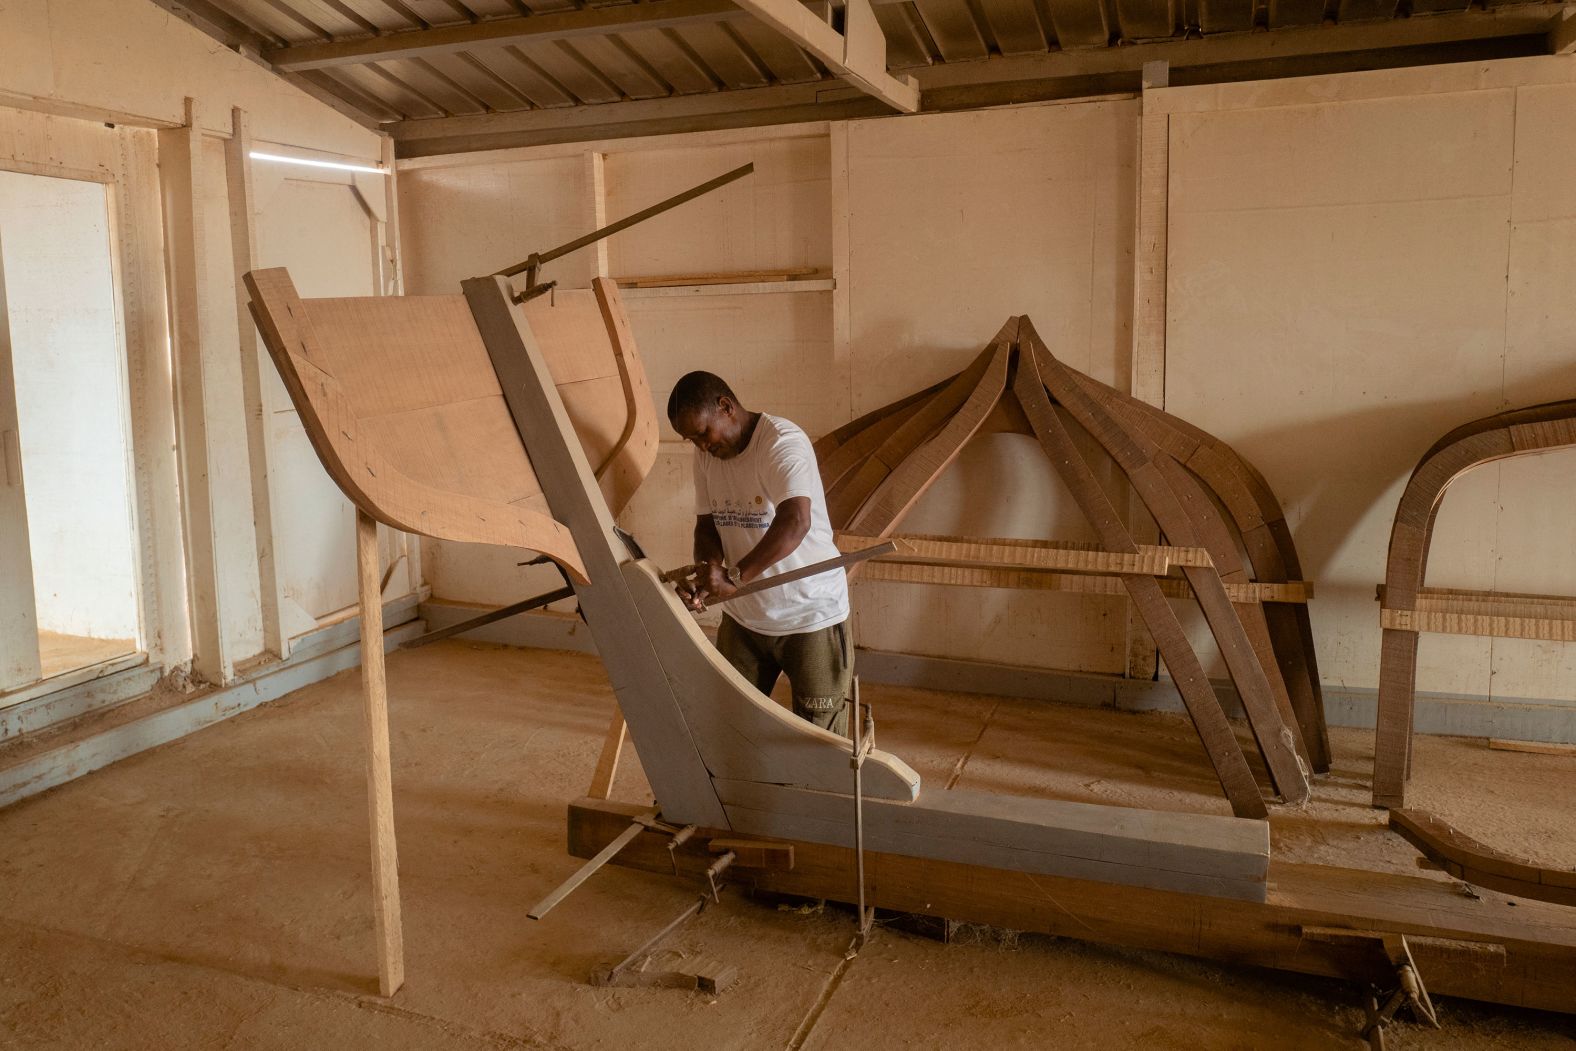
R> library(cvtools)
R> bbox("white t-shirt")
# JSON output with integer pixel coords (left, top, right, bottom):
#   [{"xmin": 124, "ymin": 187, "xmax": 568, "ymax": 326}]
[{"xmin": 693, "ymin": 414, "xmax": 850, "ymax": 636}]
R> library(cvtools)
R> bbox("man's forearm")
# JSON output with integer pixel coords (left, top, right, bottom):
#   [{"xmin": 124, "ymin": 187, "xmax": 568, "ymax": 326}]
[
  {"xmin": 736, "ymin": 499, "xmax": 811, "ymax": 583},
  {"xmin": 694, "ymin": 517, "xmax": 725, "ymax": 566}
]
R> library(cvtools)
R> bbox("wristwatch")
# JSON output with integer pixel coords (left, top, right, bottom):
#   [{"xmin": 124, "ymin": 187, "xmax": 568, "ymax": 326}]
[{"xmin": 725, "ymin": 564, "xmax": 742, "ymax": 586}]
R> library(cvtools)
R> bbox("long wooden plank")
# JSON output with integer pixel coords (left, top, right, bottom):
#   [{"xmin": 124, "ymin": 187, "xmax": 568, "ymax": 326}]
[
  {"xmin": 731, "ymin": 0, "xmax": 920, "ymax": 113},
  {"xmin": 571, "ymin": 797, "xmax": 1576, "ymax": 1014},
  {"xmin": 265, "ymin": 0, "xmax": 754, "ymax": 70},
  {"xmin": 853, "ymin": 557, "xmax": 1312, "ymax": 603},
  {"xmin": 1012, "ymin": 335, "xmax": 1267, "ymax": 819},
  {"xmin": 463, "ymin": 274, "xmax": 729, "ymax": 829},
  {"xmin": 712, "ymin": 779, "xmax": 1269, "ymax": 898},
  {"xmin": 836, "ymin": 531, "xmax": 1207, "ymax": 576},
  {"xmin": 1025, "ymin": 326, "xmax": 1309, "ymax": 804},
  {"xmin": 356, "ymin": 511, "xmax": 404, "ymax": 997}
]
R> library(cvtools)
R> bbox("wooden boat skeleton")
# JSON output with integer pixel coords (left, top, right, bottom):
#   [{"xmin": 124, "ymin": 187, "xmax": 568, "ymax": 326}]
[{"xmin": 244, "ymin": 269, "xmax": 1576, "ymax": 1012}]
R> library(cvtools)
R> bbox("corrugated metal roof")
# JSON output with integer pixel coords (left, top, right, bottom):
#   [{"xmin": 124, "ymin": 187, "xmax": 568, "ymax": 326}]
[{"xmin": 154, "ymin": 0, "xmax": 1570, "ymax": 153}]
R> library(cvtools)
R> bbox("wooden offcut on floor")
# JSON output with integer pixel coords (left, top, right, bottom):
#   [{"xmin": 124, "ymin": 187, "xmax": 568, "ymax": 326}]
[{"xmin": 0, "ymin": 641, "xmax": 1571, "ymax": 1049}]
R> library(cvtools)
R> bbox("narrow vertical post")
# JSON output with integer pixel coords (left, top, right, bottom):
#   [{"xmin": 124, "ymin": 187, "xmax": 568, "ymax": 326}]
[
  {"xmin": 225, "ymin": 106, "xmax": 288, "ymax": 662},
  {"xmin": 1125, "ymin": 60, "xmax": 1171, "ymax": 682},
  {"xmin": 160, "ymin": 97, "xmax": 232, "ymax": 684},
  {"xmin": 583, "ymin": 151, "xmax": 609, "ymax": 279},
  {"xmin": 356, "ymin": 509, "xmax": 404, "ymax": 997},
  {"xmin": 587, "ymin": 708, "xmax": 627, "ymax": 799}
]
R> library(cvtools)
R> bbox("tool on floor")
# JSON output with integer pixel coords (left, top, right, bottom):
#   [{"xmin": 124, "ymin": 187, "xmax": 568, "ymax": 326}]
[{"xmin": 590, "ymin": 889, "xmax": 738, "ymax": 995}]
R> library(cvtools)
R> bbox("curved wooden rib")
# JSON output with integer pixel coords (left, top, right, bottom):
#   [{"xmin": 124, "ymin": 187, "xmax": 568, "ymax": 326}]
[
  {"xmin": 1372, "ymin": 399, "xmax": 1576, "ymax": 808},
  {"xmin": 590, "ymin": 279, "xmax": 659, "ymax": 515},
  {"xmin": 846, "ymin": 336, "xmax": 1013, "ymax": 538},
  {"xmin": 816, "ymin": 315, "xmax": 1323, "ymax": 813},
  {"xmin": 1391, "ymin": 808, "xmax": 1576, "ymax": 908},
  {"xmin": 826, "ymin": 316, "xmax": 1020, "ymax": 525},
  {"xmin": 1021, "ymin": 323, "xmax": 1309, "ymax": 804},
  {"xmin": 1013, "ymin": 342, "xmax": 1268, "ymax": 819},
  {"xmin": 1071, "ymin": 374, "xmax": 1331, "ymax": 772}
]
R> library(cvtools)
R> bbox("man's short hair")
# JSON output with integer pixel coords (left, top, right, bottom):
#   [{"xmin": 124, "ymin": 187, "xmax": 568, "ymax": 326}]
[{"xmin": 667, "ymin": 371, "xmax": 738, "ymax": 420}]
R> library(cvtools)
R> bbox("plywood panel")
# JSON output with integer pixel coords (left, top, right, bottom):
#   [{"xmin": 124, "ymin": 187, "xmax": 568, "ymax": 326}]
[
  {"xmin": 604, "ymin": 135, "xmax": 831, "ymax": 280},
  {"xmin": 397, "ymin": 153, "xmax": 589, "ymax": 293},
  {"xmin": 1164, "ymin": 87, "xmax": 1547, "ymax": 701},
  {"xmin": 255, "ymin": 174, "xmax": 379, "ymax": 621},
  {"xmin": 629, "ymin": 291, "xmax": 840, "ymax": 438},
  {"xmin": 844, "ymin": 102, "xmax": 1138, "ymax": 418},
  {"xmin": 1168, "ymin": 89, "xmax": 1515, "ymax": 214},
  {"xmin": 839, "ymin": 101, "xmax": 1138, "ymax": 675}
]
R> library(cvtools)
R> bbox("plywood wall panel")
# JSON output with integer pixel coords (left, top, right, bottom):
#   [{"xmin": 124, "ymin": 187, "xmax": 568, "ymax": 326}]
[
  {"xmin": 604, "ymin": 136, "xmax": 831, "ymax": 279},
  {"xmin": 843, "ymin": 102, "xmax": 1138, "ymax": 418},
  {"xmin": 1166, "ymin": 71, "xmax": 1576, "ymax": 706},
  {"xmin": 398, "ymin": 154, "xmax": 589, "ymax": 292},
  {"xmin": 1168, "ymin": 90, "xmax": 1515, "ymax": 214},
  {"xmin": 629, "ymin": 292, "xmax": 839, "ymax": 438}
]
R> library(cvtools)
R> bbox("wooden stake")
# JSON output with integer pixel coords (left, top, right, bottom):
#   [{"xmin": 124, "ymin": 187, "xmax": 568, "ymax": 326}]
[
  {"xmin": 587, "ymin": 709, "xmax": 627, "ymax": 799},
  {"xmin": 356, "ymin": 510, "xmax": 404, "ymax": 997}
]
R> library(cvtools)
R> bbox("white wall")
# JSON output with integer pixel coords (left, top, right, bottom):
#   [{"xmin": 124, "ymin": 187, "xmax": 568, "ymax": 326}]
[
  {"xmin": 0, "ymin": 0, "xmax": 399, "ymax": 687},
  {"xmin": 839, "ymin": 101, "xmax": 1139, "ymax": 673},
  {"xmin": 0, "ymin": 170, "xmax": 138, "ymax": 640},
  {"xmin": 1163, "ymin": 58, "xmax": 1576, "ymax": 707}
]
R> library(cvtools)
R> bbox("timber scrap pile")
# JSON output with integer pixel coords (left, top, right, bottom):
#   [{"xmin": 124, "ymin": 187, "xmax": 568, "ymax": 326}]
[{"xmin": 814, "ymin": 316, "xmax": 1327, "ymax": 820}]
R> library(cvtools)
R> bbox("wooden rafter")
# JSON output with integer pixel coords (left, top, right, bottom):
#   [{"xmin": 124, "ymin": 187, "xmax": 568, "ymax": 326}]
[
  {"xmin": 731, "ymin": 0, "xmax": 920, "ymax": 112},
  {"xmin": 264, "ymin": 0, "xmax": 755, "ymax": 71}
]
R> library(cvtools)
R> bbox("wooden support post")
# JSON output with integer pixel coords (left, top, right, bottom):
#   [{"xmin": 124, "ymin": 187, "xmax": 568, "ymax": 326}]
[
  {"xmin": 160, "ymin": 97, "xmax": 232, "ymax": 685},
  {"xmin": 1125, "ymin": 60, "xmax": 1170, "ymax": 684},
  {"xmin": 587, "ymin": 708, "xmax": 627, "ymax": 799},
  {"xmin": 356, "ymin": 510, "xmax": 404, "ymax": 997},
  {"xmin": 225, "ymin": 107, "xmax": 289, "ymax": 662},
  {"xmin": 1553, "ymin": 7, "xmax": 1576, "ymax": 54},
  {"xmin": 0, "ymin": 231, "xmax": 43, "ymax": 690},
  {"xmin": 583, "ymin": 151, "xmax": 609, "ymax": 280}
]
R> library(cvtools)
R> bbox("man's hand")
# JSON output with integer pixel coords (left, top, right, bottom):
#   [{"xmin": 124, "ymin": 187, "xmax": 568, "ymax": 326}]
[{"xmin": 675, "ymin": 561, "xmax": 736, "ymax": 612}]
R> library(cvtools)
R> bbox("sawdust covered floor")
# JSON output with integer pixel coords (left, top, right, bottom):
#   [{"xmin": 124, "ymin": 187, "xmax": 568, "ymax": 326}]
[{"xmin": 0, "ymin": 642, "xmax": 1572, "ymax": 1050}]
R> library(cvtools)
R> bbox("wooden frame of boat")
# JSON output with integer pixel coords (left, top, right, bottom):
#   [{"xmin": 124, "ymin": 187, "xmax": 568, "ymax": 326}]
[{"xmin": 245, "ymin": 271, "xmax": 1576, "ymax": 1013}]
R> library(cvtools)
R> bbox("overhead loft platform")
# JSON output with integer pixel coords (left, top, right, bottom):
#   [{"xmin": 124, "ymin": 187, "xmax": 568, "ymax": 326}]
[{"xmin": 152, "ymin": 0, "xmax": 1575, "ymax": 155}]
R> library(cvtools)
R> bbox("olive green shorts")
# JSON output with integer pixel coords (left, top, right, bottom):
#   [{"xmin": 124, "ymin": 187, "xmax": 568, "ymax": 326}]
[{"xmin": 716, "ymin": 615, "xmax": 852, "ymax": 737}]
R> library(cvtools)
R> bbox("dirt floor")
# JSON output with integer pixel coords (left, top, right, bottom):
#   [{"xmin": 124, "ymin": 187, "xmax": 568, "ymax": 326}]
[
  {"xmin": 0, "ymin": 641, "xmax": 1573, "ymax": 1050},
  {"xmin": 36, "ymin": 630, "xmax": 135, "ymax": 679}
]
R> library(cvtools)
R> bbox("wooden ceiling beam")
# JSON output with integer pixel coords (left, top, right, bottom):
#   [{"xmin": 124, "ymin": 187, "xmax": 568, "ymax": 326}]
[
  {"xmin": 1554, "ymin": 7, "xmax": 1576, "ymax": 53},
  {"xmin": 264, "ymin": 0, "xmax": 757, "ymax": 71},
  {"xmin": 733, "ymin": 0, "xmax": 920, "ymax": 111}
]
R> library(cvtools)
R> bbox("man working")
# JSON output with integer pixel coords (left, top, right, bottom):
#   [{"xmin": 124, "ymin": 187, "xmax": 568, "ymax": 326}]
[{"xmin": 667, "ymin": 371, "xmax": 851, "ymax": 737}]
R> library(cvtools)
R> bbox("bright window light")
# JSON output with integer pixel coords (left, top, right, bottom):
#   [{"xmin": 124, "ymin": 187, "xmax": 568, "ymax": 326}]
[{"xmin": 249, "ymin": 151, "xmax": 387, "ymax": 175}]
